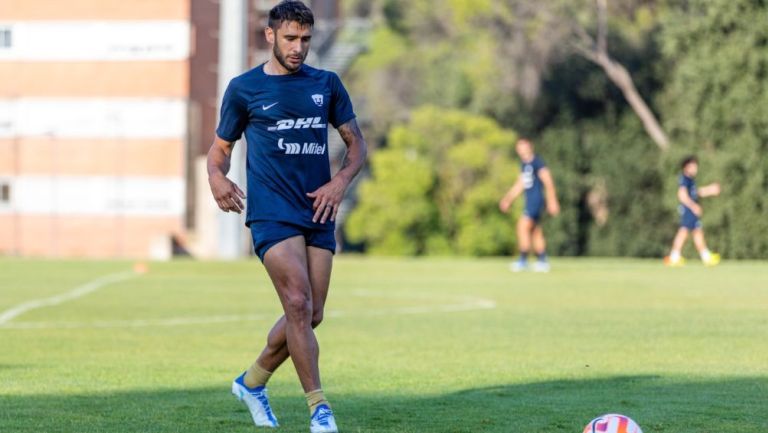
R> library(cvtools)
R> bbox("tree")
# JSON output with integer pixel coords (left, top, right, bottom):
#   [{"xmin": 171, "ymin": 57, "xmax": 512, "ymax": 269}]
[
  {"xmin": 345, "ymin": 0, "xmax": 768, "ymax": 259},
  {"xmin": 348, "ymin": 0, "xmax": 671, "ymax": 140},
  {"xmin": 570, "ymin": 0, "xmax": 671, "ymax": 151},
  {"xmin": 346, "ymin": 106, "xmax": 520, "ymax": 255},
  {"xmin": 661, "ymin": 0, "xmax": 768, "ymax": 258}
]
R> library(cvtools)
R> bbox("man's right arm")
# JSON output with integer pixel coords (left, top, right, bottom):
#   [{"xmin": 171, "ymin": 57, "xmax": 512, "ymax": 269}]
[
  {"xmin": 207, "ymin": 136, "xmax": 245, "ymax": 214},
  {"xmin": 499, "ymin": 177, "xmax": 524, "ymax": 213},
  {"xmin": 677, "ymin": 186, "xmax": 702, "ymax": 216}
]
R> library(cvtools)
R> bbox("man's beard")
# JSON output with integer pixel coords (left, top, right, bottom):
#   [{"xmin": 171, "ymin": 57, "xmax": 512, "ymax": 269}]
[{"xmin": 273, "ymin": 44, "xmax": 305, "ymax": 73}]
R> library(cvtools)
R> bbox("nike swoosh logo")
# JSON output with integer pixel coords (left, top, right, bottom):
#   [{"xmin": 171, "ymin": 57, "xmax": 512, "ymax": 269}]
[{"xmin": 262, "ymin": 102, "xmax": 279, "ymax": 111}]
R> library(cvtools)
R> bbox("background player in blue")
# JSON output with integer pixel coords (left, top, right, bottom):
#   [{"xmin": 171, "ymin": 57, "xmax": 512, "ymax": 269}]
[
  {"xmin": 664, "ymin": 155, "xmax": 721, "ymax": 267},
  {"xmin": 206, "ymin": 2, "xmax": 367, "ymax": 432},
  {"xmin": 499, "ymin": 139, "xmax": 560, "ymax": 272}
]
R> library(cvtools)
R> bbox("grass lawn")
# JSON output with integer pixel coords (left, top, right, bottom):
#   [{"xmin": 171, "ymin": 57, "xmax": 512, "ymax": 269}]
[{"xmin": 0, "ymin": 257, "xmax": 766, "ymax": 432}]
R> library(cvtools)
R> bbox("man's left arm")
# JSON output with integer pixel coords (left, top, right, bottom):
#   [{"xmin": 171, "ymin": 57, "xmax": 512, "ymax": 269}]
[
  {"xmin": 539, "ymin": 167, "xmax": 561, "ymax": 216},
  {"xmin": 699, "ymin": 182, "xmax": 721, "ymax": 198},
  {"xmin": 307, "ymin": 118, "xmax": 368, "ymax": 224}
]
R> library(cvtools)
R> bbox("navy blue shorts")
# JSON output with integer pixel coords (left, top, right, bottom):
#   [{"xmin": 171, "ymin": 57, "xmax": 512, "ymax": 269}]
[
  {"xmin": 680, "ymin": 210, "xmax": 702, "ymax": 230},
  {"xmin": 250, "ymin": 221, "xmax": 336, "ymax": 262},
  {"xmin": 523, "ymin": 205, "xmax": 544, "ymax": 223}
]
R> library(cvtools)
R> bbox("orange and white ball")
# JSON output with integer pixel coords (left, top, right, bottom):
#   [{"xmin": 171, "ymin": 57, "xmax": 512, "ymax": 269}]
[{"xmin": 583, "ymin": 414, "xmax": 643, "ymax": 433}]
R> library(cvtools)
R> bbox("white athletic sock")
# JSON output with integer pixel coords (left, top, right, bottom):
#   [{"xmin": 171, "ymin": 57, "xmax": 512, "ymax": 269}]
[
  {"xmin": 670, "ymin": 251, "xmax": 681, "ymax": 261},
  {"xmin": 699, "ymin": 249, "xmax": 711, "ymax": 262}
]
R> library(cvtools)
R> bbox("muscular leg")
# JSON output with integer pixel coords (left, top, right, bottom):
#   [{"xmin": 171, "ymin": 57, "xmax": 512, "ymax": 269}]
[
  {"xmin": 667, "ymin": 227, "xmax": 690, "ymax": 265},
  {"xmin": 691, "ymin": 228, "xmax": 708, "ymax": 253},
  {"xmin": 532, "ymin": 224, "xmax": 546, "ymax": 256},
  {"xmin": 691, "ymin": 227, "xmax": 718, "ymax": 264},
  {"xmin": 517, "ymin": 217, "xmax": 534, "ymax": 254},
  {"xmin": 260, "ymin": 236, "xmax": 320, "ymax": 392},
  {"xmin": 671, "ymin": 227, "xmax": 689, "ymax": 254},
  {"xmin": 255, "ymin": 317, "xmax": 288, "ymax": 373},
  {"xmin": 253, "ymin": 244, "xmax": 333, "ymax": 381}
]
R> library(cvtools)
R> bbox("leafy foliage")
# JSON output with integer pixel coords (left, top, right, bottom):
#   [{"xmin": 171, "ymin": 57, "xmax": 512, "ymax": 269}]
[
  {"xmin": 346, "ymin": 0, "xmax": 767, "ymax": 258},
  {"xmin": 660, "ymin": 0, "xmax": 768, "ymax": 258},
  {"xmin": 346, "ymin": 106, "xmax": 519, "ymax": 255}
]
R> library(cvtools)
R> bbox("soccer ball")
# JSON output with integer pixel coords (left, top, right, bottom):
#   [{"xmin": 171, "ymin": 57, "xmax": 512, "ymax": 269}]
[{"xmin": 583, "ymin": 414, "xmax": 643, "ymax": 433}]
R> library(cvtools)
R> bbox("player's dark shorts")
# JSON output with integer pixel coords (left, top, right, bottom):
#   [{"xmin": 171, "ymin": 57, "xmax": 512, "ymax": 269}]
[
  {"xmin": 522, "ymin": 191, "xmax": 545, "ymax": 223},
  {"xmin": 523, "ymin": 202, "xmax": 545, "ymax": 223},
  {"xmin": 523, "ymin": 207, "xmax": 542, "ymax": 223},
  {"xmin": 249, "ymin": 221, "xmax": 336, "ymax": 262},
  {"xmin": 680, "ymin": 209, "xmax": 702, "ymax": 230}
]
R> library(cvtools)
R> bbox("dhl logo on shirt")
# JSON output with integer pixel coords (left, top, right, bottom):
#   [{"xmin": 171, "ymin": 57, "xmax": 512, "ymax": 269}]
[{"xmin": 267, "ymin": 117, "xmax": 327, "ymax": 131}]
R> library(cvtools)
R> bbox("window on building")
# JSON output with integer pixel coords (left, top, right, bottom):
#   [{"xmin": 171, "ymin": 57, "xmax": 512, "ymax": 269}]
[{"xmin": 0, "ymin": 28, "xmax": 12, "ymax": 49}]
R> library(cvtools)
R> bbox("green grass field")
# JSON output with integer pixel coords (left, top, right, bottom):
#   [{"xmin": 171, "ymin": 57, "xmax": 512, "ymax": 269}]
[{"xmin": 0, "ymin": 257, "xmax": 766, "ymax": 432}]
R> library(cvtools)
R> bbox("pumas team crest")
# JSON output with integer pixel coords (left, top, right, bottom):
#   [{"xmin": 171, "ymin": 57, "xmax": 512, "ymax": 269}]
[{"xmin": 311, "ymin": 94, "xmax": 324, "ymax": 107}]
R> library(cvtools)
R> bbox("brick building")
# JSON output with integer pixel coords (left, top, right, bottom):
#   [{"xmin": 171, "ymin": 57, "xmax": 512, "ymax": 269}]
[{"xmin": 0, "ymin": 0, "xmax": 346, "ymax": 258}]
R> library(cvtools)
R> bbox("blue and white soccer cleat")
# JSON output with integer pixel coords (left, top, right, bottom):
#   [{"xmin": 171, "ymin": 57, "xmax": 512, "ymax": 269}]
[
  {"xmin": 510, "ymin": 259, "xmax": 528, "ymax": 272},
  {"xmin": 532, "ymin": 260, "xmax": 551, "ymax": 273},
  {"xmin": 231, "ymin": 372, "xmax": 279, "ymax": 428},
  {"xmin": 309, "ymin": 404, "xmax": 338, "ymax": 433}
]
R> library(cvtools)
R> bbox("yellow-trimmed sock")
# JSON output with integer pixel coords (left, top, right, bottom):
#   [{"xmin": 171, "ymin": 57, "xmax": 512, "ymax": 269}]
[
  {"xmin": 244, "ymin": 361, "xmax": 272, "ymax": 389},
  {"xmin": 305, "ymin": 389, "xmax": 329, "ymax": 414}
]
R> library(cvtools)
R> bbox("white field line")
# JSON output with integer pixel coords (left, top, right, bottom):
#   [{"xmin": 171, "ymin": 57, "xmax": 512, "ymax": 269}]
[
  {"xmin": 0, "ymin": 271, "xmax": 137, "ymax": 326},
  {"xmin": 1, "ymin": 314, "xmax": 272, "ymax": 330},
  {"xmin": 0, "ymin": 293, "xmax": 497, "ymax": 330}
]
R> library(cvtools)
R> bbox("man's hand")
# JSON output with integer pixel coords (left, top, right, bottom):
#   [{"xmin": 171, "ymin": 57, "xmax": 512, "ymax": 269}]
[
  {"xmin": 308, "ymin": 118, "xmax": 367, "ymax": 224},
  {"xmin": 206, "ymin": 137, "xmax": 245, "ymax": 214},
  {"xmin": 209, "ymin": 172, "xmax": 245, "ymax": 214},
  {"xmin": 691, "ymin": 203, "xmax": 703, "ymax": 217},
  {"xmin": 547, "ymin": 200, "xmax": 561, "ymax": 216},
  {"xmin": 700, "ymin": 182, "xmax": 721, "ymax": 197},
  {"xmin": 710, "ymin": 182, "xmax": 722, "ymax": 196},
  {"xmin": 307, "ymin": 177, "xmax": 348, "ymax": 224},
  {"xmin": 499, "ymin": 197, "xmax": 513, "ymax": 213},
  {"xmin": 499, "ymin": 179, "xmax": 523, "ymax": 213}
]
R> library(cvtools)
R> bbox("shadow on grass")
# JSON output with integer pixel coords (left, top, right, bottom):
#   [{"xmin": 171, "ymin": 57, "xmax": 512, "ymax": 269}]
[
  {"xmin": 0, "ymin": 364, "xmax": 27, "ymax": 370},
  {"xmin": 1, "ymin": 376, "xmax": 766, "ymax": 433}
]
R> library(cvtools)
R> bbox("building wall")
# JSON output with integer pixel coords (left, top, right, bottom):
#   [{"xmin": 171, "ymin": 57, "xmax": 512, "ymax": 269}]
[{"xmin": 0, "ymin": 0, "xmax": 191, "ymax": 258}]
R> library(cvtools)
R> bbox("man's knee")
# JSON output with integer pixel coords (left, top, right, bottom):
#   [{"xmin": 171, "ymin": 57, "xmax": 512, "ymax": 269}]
[
  {"xmin": 311, "ymin": 309, "xmax": 323, "ymax": 328},
  {"xmin": 518, "ymin": 217, "xmax": 535, "ymax": 233},
  {"xmin": 282, "ymin": 289, "xmax": 312, "ymax": 323}
]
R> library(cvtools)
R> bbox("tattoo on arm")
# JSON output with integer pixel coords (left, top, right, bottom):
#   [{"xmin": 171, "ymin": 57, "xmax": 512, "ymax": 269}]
[
  {"xmin": 337, "ymin": 119, "xmax": 366, "ymax": 170},
  {"xmin": 338, "ymin": 119, "xmax": 364, "ymax": 145}
]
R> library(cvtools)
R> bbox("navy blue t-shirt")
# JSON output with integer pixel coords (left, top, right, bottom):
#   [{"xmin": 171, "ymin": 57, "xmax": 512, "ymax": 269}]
[
  {"xmin": 216, "ymin": 64, "xmax": 356, "ymax": 229},
  {"xmin": 521, "ymin": 155, "xmax": 546, "ymax": 208},
  {"xmin": 679, "ymin": 174, "xmax": 698, "ymax": 211}
]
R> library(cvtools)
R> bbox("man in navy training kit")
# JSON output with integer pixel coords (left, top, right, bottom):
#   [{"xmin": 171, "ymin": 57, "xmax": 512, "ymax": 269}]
[
  {"xmin": 206, "ymin": 1, "xmax": 367, "ymax": 432},
  {"xmin": 499, "ymin": 139, "xmax": 560, "ymax": 272},
  {"xmin": 664, "ymin": 155, "xmax": 721, "ymax": 267}
]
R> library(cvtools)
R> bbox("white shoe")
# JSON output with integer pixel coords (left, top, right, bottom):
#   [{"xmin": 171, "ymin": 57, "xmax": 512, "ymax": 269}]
[
  {"xmin": 231, "ymin": 372, "xmax": 279, "ymax": 428},
  {"xmin": 510, "ymin": 260, "xmax": 528, "ymax": 272},
  {"xmin": 532, "ymin": 260, "xmax": 550, "ymax": 273},
  {"xmin": 310, "ymin": 404, "xmax": 338, "ymax": 433}
]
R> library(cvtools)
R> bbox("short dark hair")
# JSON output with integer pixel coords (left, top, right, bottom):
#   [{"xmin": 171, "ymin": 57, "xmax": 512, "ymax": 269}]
[
  {"xmin": 268, "ymin": 1, "xmax": 314, "ymax": 30},
  {"xmin": 681, "ymin": 155, "xmax": 698, "ymax": 169}
]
